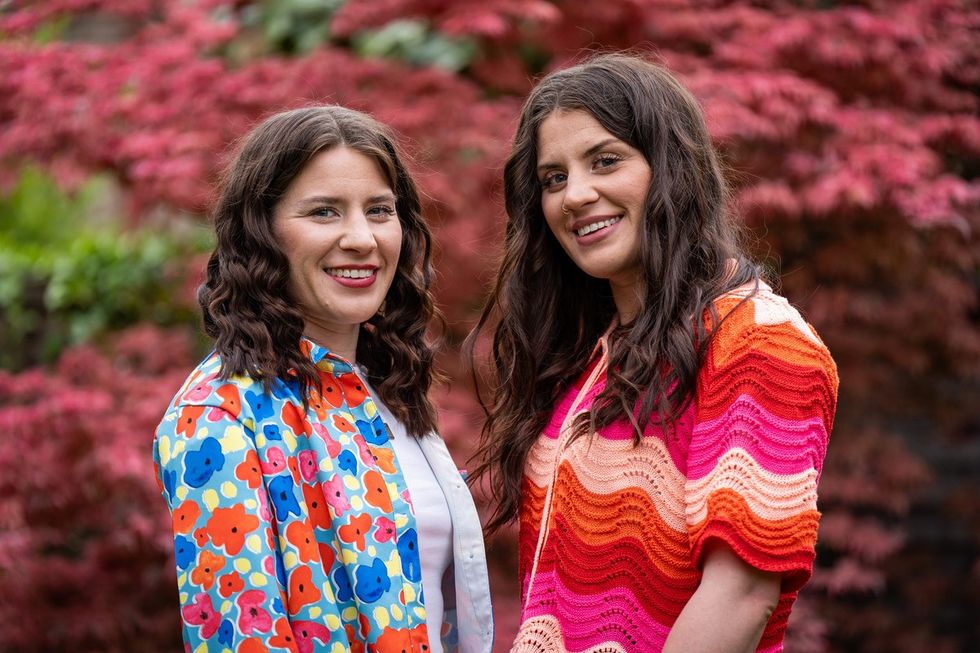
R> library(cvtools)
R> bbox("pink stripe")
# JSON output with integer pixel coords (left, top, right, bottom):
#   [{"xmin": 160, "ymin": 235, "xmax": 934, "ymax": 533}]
[
  {"xmin": 688, "ymin": 394, "xmax": 828, "ymax": 478},
  {"xmin": 523, "ymin": 570, "xmax": 671, "ymax": 651}
]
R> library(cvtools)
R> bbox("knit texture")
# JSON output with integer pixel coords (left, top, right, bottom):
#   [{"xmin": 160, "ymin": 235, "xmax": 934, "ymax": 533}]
[{"xmin": 513, "ymin": 284, "xmax": 839, "ymax": 653}]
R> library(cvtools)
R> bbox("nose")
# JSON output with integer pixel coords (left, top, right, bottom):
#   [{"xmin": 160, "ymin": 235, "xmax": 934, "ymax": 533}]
[
  {"xmin": 339, "ymin": 213, "xmax": 377, "ymax": 252},
  {"xmin": 561, "ymin": 169, "xmax": 599, "ymax": 213}
]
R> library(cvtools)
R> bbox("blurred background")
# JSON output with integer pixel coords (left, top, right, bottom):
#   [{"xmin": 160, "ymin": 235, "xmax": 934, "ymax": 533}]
[{"xmin": 0, "ymin": 1, "xmax": 977, "ymax": 651}]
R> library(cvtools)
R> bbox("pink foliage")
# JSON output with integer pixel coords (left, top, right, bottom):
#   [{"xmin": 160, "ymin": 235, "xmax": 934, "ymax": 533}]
[
  {"xmin": 1, "ymin": 1, "xmax": 978, "ymax": 652},
  {"xmin": 0, "ymin": 326, "xmax": 193, "ymax": 652}
]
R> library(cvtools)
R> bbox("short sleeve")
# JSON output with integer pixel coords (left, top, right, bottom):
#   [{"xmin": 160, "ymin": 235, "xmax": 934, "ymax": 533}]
[
  {"xmin": 685, "ymin": 292, "xmax": 838, "ymax": 592},
  {"xmin": 154, "ymin": 402, "xmax": 299, "ymax": 652}
]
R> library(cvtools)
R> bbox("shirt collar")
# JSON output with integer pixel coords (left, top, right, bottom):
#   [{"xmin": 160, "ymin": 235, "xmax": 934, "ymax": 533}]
[{"xmin": 300, "ymin": 336, "xmax": 356, "ymax": 376}]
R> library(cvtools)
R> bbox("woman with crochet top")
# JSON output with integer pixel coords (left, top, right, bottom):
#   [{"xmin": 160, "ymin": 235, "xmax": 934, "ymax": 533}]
[
  {"xmin": 154, "ymin": 105, "xmax": 493, "ymax": 652},
  {"xmin": 471, "ymin": 54, "xmax": 838, "ymax": 653}
]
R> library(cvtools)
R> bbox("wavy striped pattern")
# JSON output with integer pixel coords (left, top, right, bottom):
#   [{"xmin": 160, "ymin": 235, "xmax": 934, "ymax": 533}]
[{"xmin": 515, "ymin": 283, "xmax": 838, "ymax": 652}]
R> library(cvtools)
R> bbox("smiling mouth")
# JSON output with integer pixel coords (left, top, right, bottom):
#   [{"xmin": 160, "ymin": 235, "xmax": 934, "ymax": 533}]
[
  {"xmin": 575, "ymin": 216, "xmax": 622, "ymax": 237},
  {"xmin": 325, "ymin": 267, "xmax": 375, "ymax": 279}
]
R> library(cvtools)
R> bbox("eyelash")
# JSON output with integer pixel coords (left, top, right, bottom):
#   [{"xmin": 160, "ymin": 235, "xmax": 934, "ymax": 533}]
[
  {"xmin": 308, "ymin": 205, "xmax": 396, "ymax": 219},
  {"xmin": 540, "ymin": 154, "xmax": 624, "ymax": 190}
]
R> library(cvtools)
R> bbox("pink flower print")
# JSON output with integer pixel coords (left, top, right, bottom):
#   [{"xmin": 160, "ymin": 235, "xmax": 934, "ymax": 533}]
[
  {"xmin": 183, "ymin": 375, "xmax": 215, "ymax": 402},
  {"xmin": 401, "ymin": 489, "xmax": 414, "ymax": 513},
  {"xmin": 261, "ymin": 447, "xmax": 287, "ymax": 475},
  {"xmin": 256, "ymin": 488, "xmax": 271, "ymax": 521},
  {"xmin": 297, "ymin": 450, "xmax": 318, "ymax": 483},
  {"xmin": 291, "ymin": 620, "xmax": 331, "ymax": 653},
  {"xmin": 322, "ymin": 475, "xmax": 350, "ymax": 517},
  {"xmin": 181, "ymin": 593, "xmax": 221, "ymax": 639},
  {"xmin": 352, "ymin": 433, "xmax": 376, "ymax": 467},
  {"xmin": 312, "ymin": 423, "xmax": 341, "ymax": 457},
  {"xmin": 206, "ymin": 406, "xmax": 234, "ymax": 422},
  {"xmin": 237, "ymin": 589, "xmax": 273, "ymax": 635},
  {"xmin": 373, "ymin": 516, "xmax": 396, "ymax": 543}
]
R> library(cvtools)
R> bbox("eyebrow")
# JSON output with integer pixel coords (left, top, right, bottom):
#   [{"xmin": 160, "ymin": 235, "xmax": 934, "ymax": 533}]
[
  {"xmin": 294, "ymin": 193, "xmax": 396, "ymax": 208},
  {"xmin": 536, "ymin": 138, "xmax": 621, "ymax": 174}
]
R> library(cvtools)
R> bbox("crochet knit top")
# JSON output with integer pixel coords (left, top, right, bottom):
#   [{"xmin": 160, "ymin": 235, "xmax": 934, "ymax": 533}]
[{"xmin": 513, "ymin": 282, "xmax": 839, "ymax": 653}]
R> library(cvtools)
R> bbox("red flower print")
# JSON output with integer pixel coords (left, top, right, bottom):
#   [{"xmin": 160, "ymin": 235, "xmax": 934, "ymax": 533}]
[
  {"xmin": 307, "ymin": 388, "xmax": 328, "ymax": 421},
  {"xmin": 191, "ymin": 549, "xmax": 226, "ymax": 589},
  {"xmin": 330, "ymin": 414, "xmax": 356, "ymax": 433},
  {"xmin": 172, "ymin": 499, "xmax": 201, "ymax": 534},
  {"xmin": 181, "ymin": 593, "xmax": 222, "ymax": 639},
  {"xmin": 338, "ymin": 512, "xmax": 372, "ymax": 551},
  {"xmin": 206, "ymin": 503, "xmax": 260, "ymax": 555},
  {"xmin": 287, "ymin": 566, "xmax": 322, "ymax": 615},
  {"xmin": 193, "ymin": 527, "xmax": 209, "ymax": 547},
  {"xmin": 261, "ymin": 447, "xmax": 287, "ymax": 475},
  {"xmin": 281, "ymin": 403, "xmax": 311, "ymax": 437},
  {"xmin": 218, "ymin": 570, "xmax": 245, "ymax": 598},
  {"xmin": 236, "ymin": 450, "xmax": 263, "ymax": 489},
  {"xmin": 176, "ymin": 405, "xmax": 205, "ymax": 438},
  {"xmin": 362, "ymin": 470, "xmax": 393, "ymax": 513},
  {"xmin": 287, "ymin": 456, "xmax": 301, "ymax": 484},
  {"xmin": 237, "ymin": 589, "xmax": 273, "ymax": 635},
  {"xmin": 344, "ymin": 624, "xmax": 366, "ymax": 653},
  {"xmin": 301, "ymin": 483, "xmax": 331, "ymax": 530},
  {"xmin": 216, "ymin": 384, "xmax": 242, "ymax": 418},
  {"xmin": 240, "ymin": 638, "xmax": 270, "ymax": 653},
  {"xmin": 269, "ymin": 617, "xmax": 300, "ymax": 652},
  {"xmin": 338, "ymin": 373, "xmax": 368, "ymax": 406},
  {"xmin": 318, "ymin": 542, "xmax": 336, "ymax": 571},
  {"xmin": 297, "ymin": 450, "xmax": 318, "ymax": 482},
  {"xmin": 285, "ymin": 520, "xmax": 320, "ymax": 563},
  {"xmin": 368, "ymin": 446, "xmax": 396, "ymax": 473},
  {"xmin": 320, "ymin": 375, "xmax": 343, "ymax": 408}
]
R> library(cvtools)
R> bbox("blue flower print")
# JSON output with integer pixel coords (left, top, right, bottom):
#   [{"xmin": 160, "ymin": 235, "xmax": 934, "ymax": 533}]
[
  {"xmin": 356, "ymin": 414, "xmax": 388, "ymax": 445},
  {"xmin": 183, "ymin": 437, "xmax": 225, "ymax": 488},
  {"xmin": 175, "ymin": 535, "xmax": 196, "ymax": 570},
  {"xmin": 398, "ymin": 528, "xmax": 421, "ymax": 582},
  {"xmin": 268, "ymin": 475, "xmax": 301, "ymax": 520},
  {"xmin": 337, "ymin": 450, "xmax": 358, "ymax": 475},
  {"xmin": 263, "ymin": 424, "xmax": 282, "ymax": 441},
  {"xmin": 245, "ymin": 389, "xmax": 274, "ymax": 421},
  {"xmin": 162, "ymin": 467, "xmax": 177, "ymax": 501},
  {"xmin": 333, "ymin": 565, "xmax": 354, "ymax": 602},
  {"xmin": 354, "ymin": 558, "xmax": 391, "ymax": 603},
  {"xmin": 218, "ymin": 619, "xmax": 234, "ymax": 646}
]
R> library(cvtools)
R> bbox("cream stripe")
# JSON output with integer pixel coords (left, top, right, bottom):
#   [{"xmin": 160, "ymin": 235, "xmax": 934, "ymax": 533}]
[
  {"xmin": 512, "ymin": 615, "xmax": 629, "ymax": 653},
  {"xmin": 685, "ymin": 447, "xmax": 819, "ymax": 523}
]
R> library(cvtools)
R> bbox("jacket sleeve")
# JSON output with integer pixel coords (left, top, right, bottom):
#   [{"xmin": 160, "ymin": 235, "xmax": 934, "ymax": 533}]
[{"xmin": 154, "ymin": 403, "xmax": 299, "ymax": 653}]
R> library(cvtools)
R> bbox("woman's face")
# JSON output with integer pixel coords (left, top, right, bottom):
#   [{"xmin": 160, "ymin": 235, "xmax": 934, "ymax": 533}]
[
  {"xmin": 273, "ymin": 146, "xmax": 402, "ymax": 352},
  {"xmin": 536, "ymin": 109, "xmax": 652, "ymax": 294}
]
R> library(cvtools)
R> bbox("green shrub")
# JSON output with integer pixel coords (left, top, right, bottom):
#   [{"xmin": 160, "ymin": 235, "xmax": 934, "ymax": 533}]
[{"xmin": 0, "ymin": 168, "xmax": 210, "ymax": 370}]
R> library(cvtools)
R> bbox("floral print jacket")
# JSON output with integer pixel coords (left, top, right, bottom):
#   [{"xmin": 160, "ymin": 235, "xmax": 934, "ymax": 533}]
[{"xmin": 153, "ymin": 339, "xmax": 493, "ymax": 653}]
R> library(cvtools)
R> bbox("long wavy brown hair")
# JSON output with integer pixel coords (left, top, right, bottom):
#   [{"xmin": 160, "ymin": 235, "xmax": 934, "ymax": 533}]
[
  {"xmin": 199, "ymin": 105, "xmax": 440, "ymax": 437},
  {"xmin": 471, "ymin": 53, "xmax": 762, "ymax": 532}
]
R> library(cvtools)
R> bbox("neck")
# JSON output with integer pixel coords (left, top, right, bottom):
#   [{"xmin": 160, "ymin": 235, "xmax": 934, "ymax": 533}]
[
  {"xmin": 610, "ymin": 277, "xmax": 643, "ymax": 325},
  {"xmin": 303, "ymin": 321, "xmax": 359, "ymax": 362}
]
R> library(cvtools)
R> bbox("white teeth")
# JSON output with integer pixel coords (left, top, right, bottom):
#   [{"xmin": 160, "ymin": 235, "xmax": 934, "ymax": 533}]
[
  {"xmin": 326, "ymin": 268, "xmax": 374, "ymax": 279},
  {"xmin": 575, "ymin": 217, "xmax": 622, "ymax": 237}
]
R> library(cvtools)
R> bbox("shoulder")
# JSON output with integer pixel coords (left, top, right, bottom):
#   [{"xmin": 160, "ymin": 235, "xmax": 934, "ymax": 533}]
[
  {"xmin": 707, "ymin": 282, "xmax": 836, "ymax": 379},
  {"xmin": 158, "ymin": 352, "xmax": 271, "ymax": 434}
]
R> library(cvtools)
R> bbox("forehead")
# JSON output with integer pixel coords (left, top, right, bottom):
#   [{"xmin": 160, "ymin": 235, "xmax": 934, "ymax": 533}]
[
  {"xmin": 536, "ymin": 109, "xmax": 620, "ymax": 161},
  {"xmin": 285, "ymin": 146, "xmax": 392, "ymax": 198}
]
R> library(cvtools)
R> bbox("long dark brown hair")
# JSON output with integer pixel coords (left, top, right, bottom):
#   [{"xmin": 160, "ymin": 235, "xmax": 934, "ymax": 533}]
[
  {"xmin": 199, "ymin": 105, "xmax": 440, "ymax": 437},
  {"xmin": 471, "ymin": 53, "xmax": 761, "ymax": 532}
]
